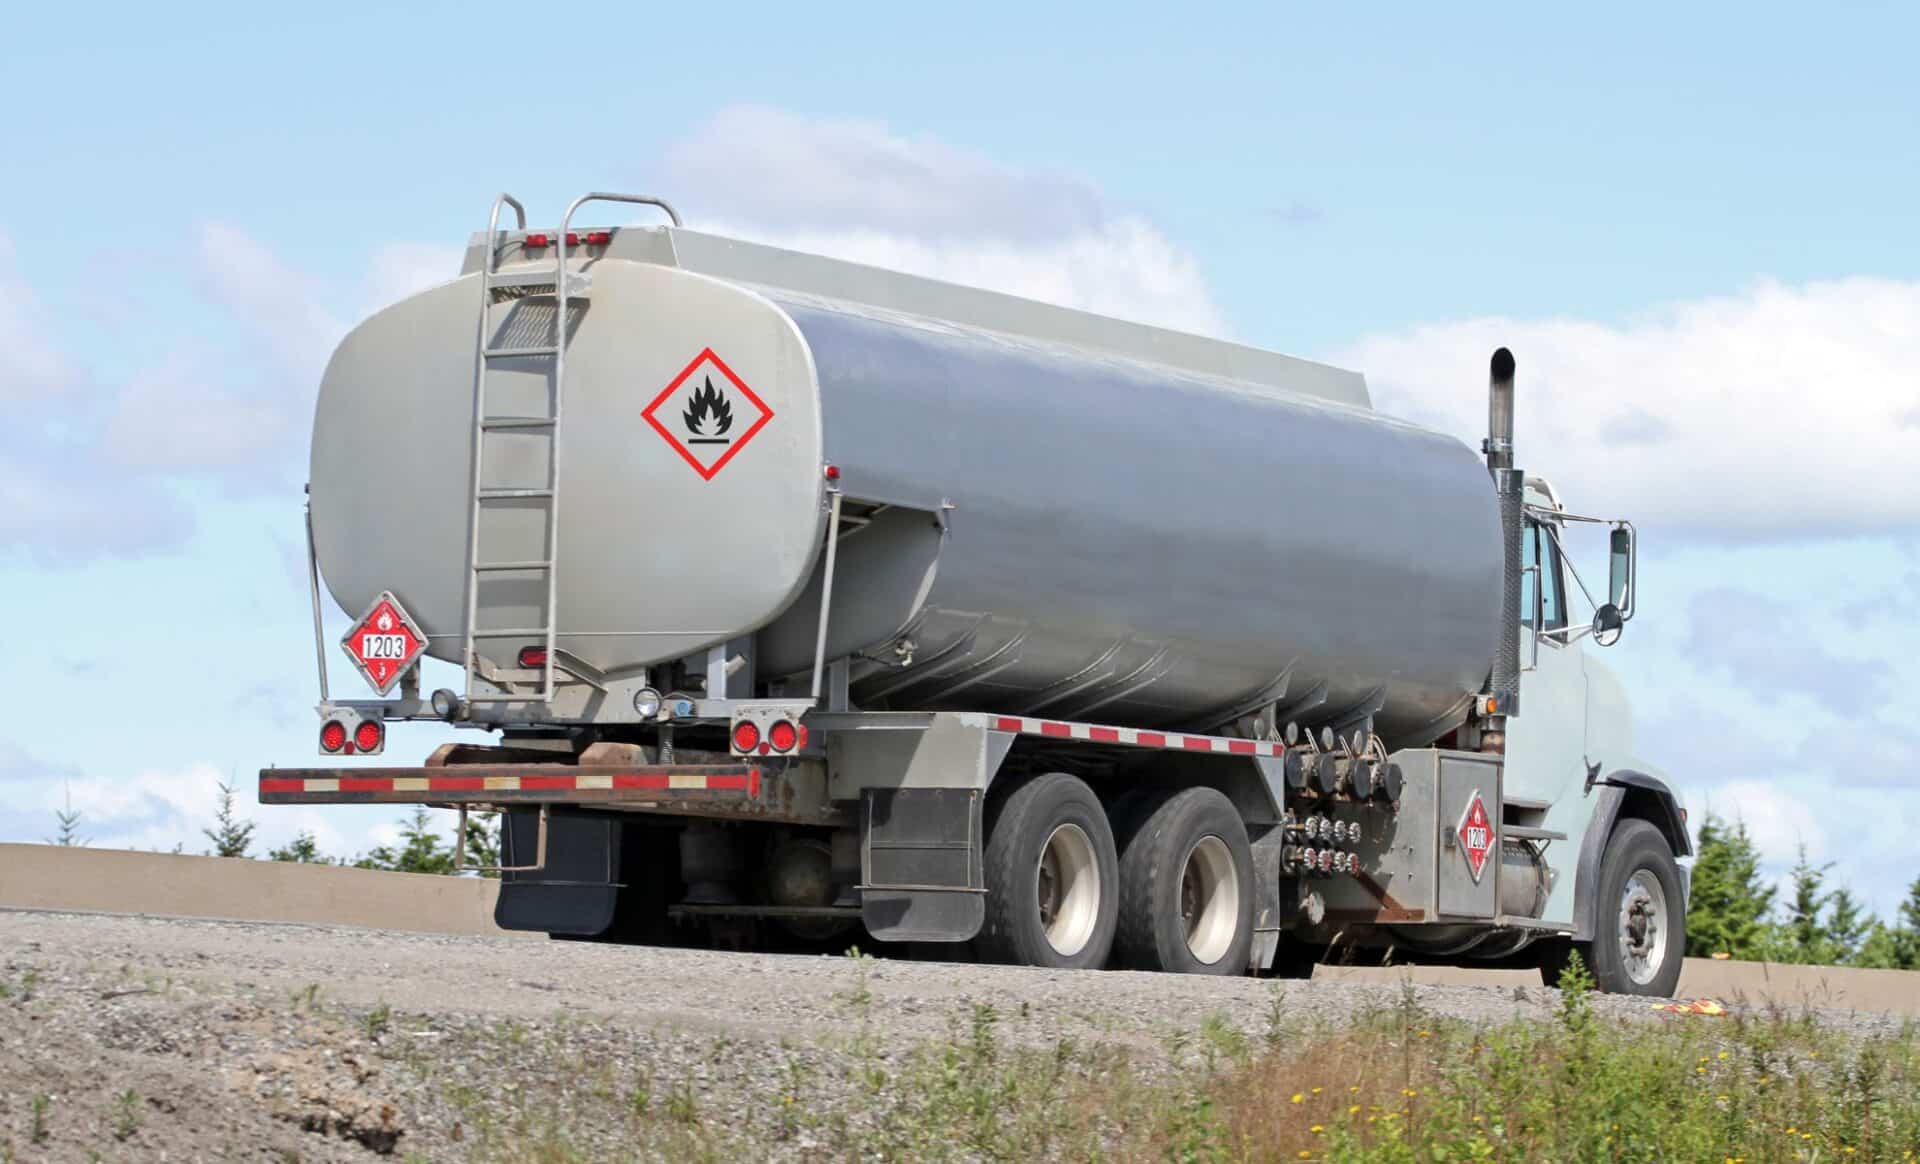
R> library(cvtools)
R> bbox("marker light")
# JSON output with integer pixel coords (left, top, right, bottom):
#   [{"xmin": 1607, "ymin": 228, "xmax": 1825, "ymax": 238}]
[
  {"xmin": 731, "ymin": 719, "xmax": 760, "ymax": 753},
  {"xmin": 319, "ymin": 720, "xmax": 347, "ymax": 753},
  {"xmin": 353, "ymin": 719, "xmax": 384, "ymax": 753},
  {"xmin": 768, "ymin": 719, "xmax": 799, "ymax": 753}
]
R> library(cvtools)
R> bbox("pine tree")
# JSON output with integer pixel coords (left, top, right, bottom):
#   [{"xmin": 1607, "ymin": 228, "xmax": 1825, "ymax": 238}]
[
  {"xmin": 1855, "ymin": 921, "xmax": 1902, "ymax": 969},
  {"xmin": 1824, "ymin": 887, "xmax": 1872, "ymax": 965},
  {"xmin": 462, "ymin": 811, "xmax": 501, "ymax": 877},
  {"xmin": 47, "ymin": 782, "xmax": 87, "ymax": 847},
  {"xmin": 1779, "ymin": 844, "xmax": 1834, "ymax": 965},
  {"xmin": 355, "ymin": 808, "xmax": 455, "ymax": 875},
  {"xmin": 203, "ymin": 782, "xmax": 256, "ymax": 858},
  {"xmin": 1686, "ymin": 814, "xmax": 1775, "ymax": 959},
  {"xmin": 1891, "ymin": 876, "xmax": 1920, "ymax": 971},
  {"xmin": 268, "ymin": 831, "xmax": 331, "ymax": 864}
]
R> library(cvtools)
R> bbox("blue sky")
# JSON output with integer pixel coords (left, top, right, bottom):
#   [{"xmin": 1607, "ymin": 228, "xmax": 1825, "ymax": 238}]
[{"xmin": 3, "ymin": 3, "xmax": 1916, "ymax": 916}]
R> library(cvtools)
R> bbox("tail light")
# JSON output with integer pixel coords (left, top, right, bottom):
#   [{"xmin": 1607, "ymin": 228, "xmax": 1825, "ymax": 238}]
[
  {"xmin": 525, "ymin": 233, "xmax": 551, "ymax": 248},
  {"xmin": 319, "ymin": 720, "xmax": 347, "ymax": 754},
  {"xmin": 731, "ymin": 719, "xmax": 760, "ymax": 754},
  {"xmin": 354, "ymin": 719, "xmax": 384, "ymax": 754},
  {"xmin": 518, "ymin": 646, "xmax": 548, "ymax": 668},
  {"xmin": 767, "ymin": 718, "xmax": 799, "ymax": 753}
]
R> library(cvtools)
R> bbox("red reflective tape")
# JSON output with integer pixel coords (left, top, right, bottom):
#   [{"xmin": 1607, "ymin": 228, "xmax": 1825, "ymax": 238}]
[
  {"xmin": 613, "ymin": 773, "xmax": 671, "ymax": 790},
  {"xmin": 430, "ymin": 775, "xmax": 487, "ymax": 792},
  {"xmin": 1180, "ymin": 736, "xmax": 1212, "ymax": 751},
  {"xmin": 1227, "ymin": 739, "xmax": 1257, "ymax": 755},
  {"xmin": 749, "ymin": 766, "xmax": 761, "ymax": 798},
  {"xmin": 1136, "ymin": 731, "xmax": 1166, "ymax": 748},
  {"xmin": 1039, "ymin": 721, "xmax": 1073, "ymax": 737},
  {"xmin": 1088, "ymin": 726, "xmax": 1122, "ymax": 743},
  {"xmin": 259, "ymin": 778, "xmax": 303, "ymax": 794},
  {"xmin": 518, "ymin": 775, "xmax": 578, "ymax": 791},
  {"xmin": 993, "ymin": 716, "xmax": 1024, "ymax": 733},
  {"xmin": 708, "ymin": 774, "xmax": 753, "ymax": 792},
  {"xmin": 339, "ymin": 776, "xmax": 393, "ymax": 792}
]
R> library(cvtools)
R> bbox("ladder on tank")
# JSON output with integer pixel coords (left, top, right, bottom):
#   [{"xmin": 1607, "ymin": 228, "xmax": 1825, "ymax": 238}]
[{"xmin": 459, "ymin": 192, "xmax": 683, "ymax": 705}]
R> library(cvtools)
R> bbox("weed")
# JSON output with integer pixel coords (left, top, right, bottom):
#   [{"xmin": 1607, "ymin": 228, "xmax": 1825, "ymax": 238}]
[
  {"xmin": 363, "ymin": 1001, "xmax": 392, "ymax": 1040},
  {"xmin": 29, "ymin": 1094, "xmax": 50, "ymax": 1145},
  {"xmin": 109, "ymin": 1090, "xmax": 141, "ymax": 1141},
  {"xmin": 289, "ymin": 982, "xmax": 321, "ymax": 1011}
]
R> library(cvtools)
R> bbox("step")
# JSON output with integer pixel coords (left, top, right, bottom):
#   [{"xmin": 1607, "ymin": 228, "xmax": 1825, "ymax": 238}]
[
  {"xmin": 483, "ymin": 345, "xmax": 560, "ymax": 359},
  {"xmin": 1504, "ymin": 825, "xmax": 1568, "ymax": 842},
  {"xmin": 471, "ymin": 627, "xmax": 554, "ymax": 638},
  {"xmin": 480, "ymin": 416, "xmax": 557, "ymax": 430}
]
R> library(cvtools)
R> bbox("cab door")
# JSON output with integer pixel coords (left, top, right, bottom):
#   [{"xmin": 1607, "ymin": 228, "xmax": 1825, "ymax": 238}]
[{"xmin": 1500, "ymin": 517, "xmax": 1589, "ymax": 808}]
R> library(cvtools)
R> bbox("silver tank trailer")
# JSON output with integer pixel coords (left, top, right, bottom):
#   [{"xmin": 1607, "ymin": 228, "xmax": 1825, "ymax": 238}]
[{"xmin": 311, "ymin": 227, "xmax": 1502, "ymax": 745}]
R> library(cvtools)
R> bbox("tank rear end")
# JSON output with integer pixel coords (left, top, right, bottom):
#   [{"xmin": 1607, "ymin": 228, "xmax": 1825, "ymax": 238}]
[{"xmin": 309, "ymin": 243, "xmax": 826, "ymax": 679}]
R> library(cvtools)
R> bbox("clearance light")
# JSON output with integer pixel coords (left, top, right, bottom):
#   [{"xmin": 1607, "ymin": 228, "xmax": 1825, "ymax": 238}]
[
  {"xmin": 354, "ymin": 719, "xmax": 384, "ymax": 753},
  {"xmin": 519, "ymin": 646, "xmax": 548, "ymax": 668},
  {"xmin": 319, "ymin": 720, "xmax": 347, "ymax": 754},
  {"xmin": 768, "ymin": 719, "xmax": 799, "ymax": 753},
  {"xmin": 525, "ymin": 233, "xmax": 551, "ymax": 248},
  {"xmin": 731, "ymin": 719, "xmax": 760, "ymax": 753}
]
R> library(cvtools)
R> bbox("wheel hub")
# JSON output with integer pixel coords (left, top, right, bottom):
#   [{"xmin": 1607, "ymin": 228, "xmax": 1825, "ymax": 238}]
[{"xmin": 1616, "ymin": 870, "xmax": 1669, "ymax": 986}]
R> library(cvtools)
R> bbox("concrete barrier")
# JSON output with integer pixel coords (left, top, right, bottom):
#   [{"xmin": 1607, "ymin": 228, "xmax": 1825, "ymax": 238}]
[
  {"xmin": 0, "ymin": 843, "xmax": 520, "ymax": 938},
  {"xmin": 1312, "ymin": 957, "xmax": 1920, "ymax": 1016}
]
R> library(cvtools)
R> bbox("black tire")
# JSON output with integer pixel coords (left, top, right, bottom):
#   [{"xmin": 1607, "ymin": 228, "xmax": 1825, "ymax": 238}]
[
  {"xmin": 1572, "ymin": 818, "xmax": 1686, "ymax": 997},
  {"xmin": 1114, "ymin": 787, "xmax": 1256, "ymax": 975},
  {"xmin": 978, "ymin": 773, "xmax": 1120, "ymax": 969}
]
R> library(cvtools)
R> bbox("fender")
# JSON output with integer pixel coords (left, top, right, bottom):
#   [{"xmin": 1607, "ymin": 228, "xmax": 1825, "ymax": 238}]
[{"xmin": 1570, "ymin": 770, "xmax": 1691, "ymax": 942}]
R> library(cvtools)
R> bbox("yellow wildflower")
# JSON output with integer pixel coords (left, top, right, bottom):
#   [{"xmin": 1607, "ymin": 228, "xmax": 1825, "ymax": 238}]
[
  {"xmin": 1348, "ymin": 1105, "xmax": 1361, "ymax": 1115},
  {"xmin": 1717, "ymin": 1050, "xmax": 1729, "ymax": 1060},
  {"xmin": 1291, "ymin": 1093, "xmax": 1305, "ymax": 1104},
  {"xmin": 1402, "ymin": 1088, "xmax": 1419, "ymax": 1097},
  {"xmin": 1311, "ymin": 1086, "xmax": 1322, "ymax": 1094},
  {"xmin": 1311, "ymin": 1125, "xmax": 1324, "ymax": 1134}
]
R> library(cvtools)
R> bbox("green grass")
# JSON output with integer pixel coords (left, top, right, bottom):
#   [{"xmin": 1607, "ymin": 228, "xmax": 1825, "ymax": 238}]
[{"xmin": 369, "ymin": 954, "xmax": 1920, "ymax": 1163}]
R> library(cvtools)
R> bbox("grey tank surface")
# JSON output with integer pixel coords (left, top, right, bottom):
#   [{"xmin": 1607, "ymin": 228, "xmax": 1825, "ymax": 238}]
[{"xmin": 310, "ymin": 226, "xmax": 1502, "ymax": 746}]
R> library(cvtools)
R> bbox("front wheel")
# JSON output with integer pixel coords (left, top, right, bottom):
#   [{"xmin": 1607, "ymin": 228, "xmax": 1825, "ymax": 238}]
[{"xmin": 1560, "ymin": 818, "xmax": 1686, "ymax": 996}]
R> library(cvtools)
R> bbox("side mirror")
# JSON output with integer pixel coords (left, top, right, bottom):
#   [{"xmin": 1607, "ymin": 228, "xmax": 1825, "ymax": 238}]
[
  {"xmin": 1592, "ymin": 602, "xmax": 1625, "ymax": 647},
  {"xmin": 1608, "ymin": 524, "xmax": 1636, "ymax": 616}
]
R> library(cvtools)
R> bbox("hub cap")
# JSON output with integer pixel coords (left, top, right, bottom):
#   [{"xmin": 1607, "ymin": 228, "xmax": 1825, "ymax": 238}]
[
  {"xmin": 1036, "ymin": 823, "xmax": 1100, "ymax": 957},
  {"xmin": 1617, "ymin": 869, "xmax": 1669, "ymax": 986},
  {"xmin": 1180, "ymin": 835, "xmax": 1240, "ymax": 964}
]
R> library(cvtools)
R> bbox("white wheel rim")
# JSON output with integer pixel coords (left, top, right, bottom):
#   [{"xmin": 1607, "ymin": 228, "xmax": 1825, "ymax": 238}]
[
  {"xmin": 1617, "ymin": 869, "xmax": 1669, "ymax": 987},
  {"xmin": 1181, "ymin": 835, "xmax": 1239, "ymax": 964},
  {"xmin": 1035, "ymin": 823, "xmax": 1100, "ymax": 957}
]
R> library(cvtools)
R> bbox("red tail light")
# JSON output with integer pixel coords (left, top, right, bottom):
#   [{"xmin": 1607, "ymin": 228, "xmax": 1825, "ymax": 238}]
[
  {"xmin": 768, "ymin": 719, "xmax": 799, "ymax": 753},
  {"xmin": 518, "ymin": 646, "xmax": 548, "ymax": 668},
  {"xmin": 525, "ymin": 233, "xmax": 550, "ymax": 248},
  {"xmin": 731, "ymin": 720, "xmax": 760, "ymax": 753},
  {"xmin": 319, "ymin": 720, "xmax": 347, "ymax": 753},
  {"xmin": 354, "ymin": 720, "xmax": 384, "ymax": 753},
  {"xmin": 585, "ymin": 230, "xmax": 612, "ymax": 245}
]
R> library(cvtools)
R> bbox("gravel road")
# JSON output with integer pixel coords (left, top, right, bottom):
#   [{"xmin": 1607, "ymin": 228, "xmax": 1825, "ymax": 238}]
[{"xmin": 1, "ymin": 910, "xmax": 1908, "ymax": 1161}]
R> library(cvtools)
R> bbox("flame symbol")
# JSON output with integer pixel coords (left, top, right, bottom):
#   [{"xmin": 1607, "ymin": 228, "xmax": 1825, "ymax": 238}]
[
  {"xmin": 376, "ymin": 609, "xmax": 394, "ymax": 631},
  {"xmin": 682, "ymin": 376, "xmax": 733, "ymax": 437}
]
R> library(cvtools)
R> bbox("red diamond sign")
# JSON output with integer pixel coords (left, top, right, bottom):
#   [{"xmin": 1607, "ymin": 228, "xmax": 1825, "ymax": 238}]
[
  {"xmin": 643, "ymin": 347, "xmax": 775, "ymax": 481},
  {"xmin": 341, "ymin": 590, "xmax": 427, "ymax": 695},
  {"xmin": 1456, "ymin": 790, "xmax": 1496, "ymax": 883}
]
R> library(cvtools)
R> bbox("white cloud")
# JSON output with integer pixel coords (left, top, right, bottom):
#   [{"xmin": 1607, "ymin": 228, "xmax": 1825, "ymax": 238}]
[
  {"xmin": 1333, "ymin": 278, "xmax": 1920, "ymax": 539},
  {"xmin": 196, "ymin": 224, "xmax": 342, "ymax": 383},
  {"xmin": 102, "ymin": 356, "xmax": 296, "ymax": 473},
  {"xmin": 665, "ymin": 106, "xmax": 1228, "ymax": 337},
  {"xmin": 0, "ymin": 233, "xmax": 71, "ymax": 402},
  {"xmin": 1688, "ymin": 778, "xmax": 1830, "ymax": 864},
  {"xmin": 364, "ymin": 242, "xmax": 463, "ymax": 313}
]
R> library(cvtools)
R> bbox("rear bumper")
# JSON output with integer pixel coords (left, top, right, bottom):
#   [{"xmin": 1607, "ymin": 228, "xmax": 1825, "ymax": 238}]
[{"xmin": 257, "ymin": 764, "xmax": 761, "ymax": 806}]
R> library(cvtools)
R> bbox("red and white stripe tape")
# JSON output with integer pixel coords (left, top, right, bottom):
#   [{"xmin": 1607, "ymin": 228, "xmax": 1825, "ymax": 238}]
[
  {"xmin": 989, "ymin": 716, "xmax": 1285, "ymax": 758},
  {"xmin": 259, "ymin": 769, "xmax": 759, "ymax": 798}
]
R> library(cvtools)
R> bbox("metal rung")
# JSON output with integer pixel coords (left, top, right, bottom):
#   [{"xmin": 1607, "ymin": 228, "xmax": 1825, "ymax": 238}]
[
  {"xmin": 486, "ymin": 268, "xmax": 563, "ymax": 288},
  {"xmin": 472, "ymin": 627, "xmax": 552, "ymax": 638},
  {"xmin": 483, "ymin": 345, "xmax": 560, "ymax": 358},
  {"xmin": 477, "ymin": 488, "xmax": 554, "ymax": 500},
  {"xmin": 480, "ymin": 416, "xmax": 557, "ymax": 430},
  {"xmin": 473, "ymin": 560, "xmax": 553, "ymax": 572}
]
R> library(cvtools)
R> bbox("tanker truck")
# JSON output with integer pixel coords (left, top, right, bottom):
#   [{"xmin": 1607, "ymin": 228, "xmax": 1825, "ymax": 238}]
[{"xmin": 261, "ymin": 191, "xmax": 1690, "ymax": 995}]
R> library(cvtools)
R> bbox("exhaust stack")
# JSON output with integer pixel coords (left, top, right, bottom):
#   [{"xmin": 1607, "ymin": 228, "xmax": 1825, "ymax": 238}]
[{"xmin": 1485, "ymin": 347, "xmax": 1522, "ymax": 741}]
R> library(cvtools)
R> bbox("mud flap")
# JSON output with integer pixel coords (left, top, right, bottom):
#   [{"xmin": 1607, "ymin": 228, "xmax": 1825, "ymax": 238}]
[
  {"xmin": 494, "ymin": 809, "xmax": 622, "ymax": 936},
  {"xmin": 860, "ymin": 788, "xmax": 985, "ymax": 942}
]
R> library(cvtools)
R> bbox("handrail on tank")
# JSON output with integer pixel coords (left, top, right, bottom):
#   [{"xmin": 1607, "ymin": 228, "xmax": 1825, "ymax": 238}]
[
  {"xmin": 484, "ymin": 193, "xmax": 528, "ymax": 275},
  {"xmin": 559, "ymin": 192, "xmax": 683, "ymax": 234}
]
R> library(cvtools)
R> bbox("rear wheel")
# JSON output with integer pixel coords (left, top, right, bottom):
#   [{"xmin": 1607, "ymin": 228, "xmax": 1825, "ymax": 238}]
[
  {"xmin": 1561, "ymin": 818, "xmax": 1686, "ymax": 996},
  {"xmin": 979, "ymin": 773, "xmax": 1119, "ymax": 969},
  {"xmin": 1115, "ymin": 788, "xmax": 1255, "ymax": 975}
]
